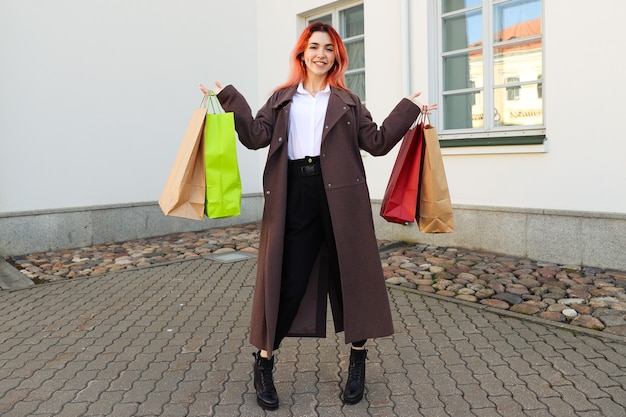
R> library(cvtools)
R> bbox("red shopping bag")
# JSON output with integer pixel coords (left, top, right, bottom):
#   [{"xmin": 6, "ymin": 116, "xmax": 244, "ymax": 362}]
[{"xmin": 380, "ymin": 117, "xmax": 425, "ymax": 224}]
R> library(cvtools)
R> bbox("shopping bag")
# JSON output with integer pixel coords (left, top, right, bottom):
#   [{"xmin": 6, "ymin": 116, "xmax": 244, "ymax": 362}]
[
  {"xmin": 158, "ymin": 96, "xmax": 207, "ymax": 220},
  {"xmin": 204, "ymin": 93, "xmax": 242, "ymax": 218},
  {"xmin": 380, "ymin": 116, "xmax": 425, "ymax": 224},
  {"xmin": 417, "ymin": 117, "xmax": 454, "ymax": 232}
]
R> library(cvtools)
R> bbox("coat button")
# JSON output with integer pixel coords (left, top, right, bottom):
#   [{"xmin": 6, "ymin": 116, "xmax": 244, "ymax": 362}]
[
  {"xmin": 347, "ymin": 121, "xmax": 351, "ymax": 125},
  {"xmin": 266, "ymin": 190, "xmax": 271, "ymax": 194},
  {"xmin": 278, "ymin": 137, "xmax": 283, "ymax": 142},
  {"xmin": 325, "ymin": 126, "xmax": 329, "ymax": 129}
]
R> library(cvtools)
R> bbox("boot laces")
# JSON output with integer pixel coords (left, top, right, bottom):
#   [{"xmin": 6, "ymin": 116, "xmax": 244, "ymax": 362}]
[
  {"xmin": 260, "ymin": 365, "xmax": 275, "ymax": 390},
  {"xmin": 348, "ymin": 351, "xmax": 366, "ymax": 381},
  {"xmin": 256, "ymin": 354, "xmax": 276, "ymax": 391}
]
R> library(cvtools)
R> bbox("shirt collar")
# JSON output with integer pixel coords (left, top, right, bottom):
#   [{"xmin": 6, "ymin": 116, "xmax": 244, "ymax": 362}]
[{"xmin": 297, "ymin": 82, "xmax": 331, "ymax": 96}]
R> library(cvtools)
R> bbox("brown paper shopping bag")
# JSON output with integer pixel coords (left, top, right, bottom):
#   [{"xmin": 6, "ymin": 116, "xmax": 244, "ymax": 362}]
[
  {"xmin": 417, "ymin": 119, "xmax": 455, "ymax": 233},
  {"xmin": 158, "ymin": 97, "xmax": 207, "ymax": 220}
]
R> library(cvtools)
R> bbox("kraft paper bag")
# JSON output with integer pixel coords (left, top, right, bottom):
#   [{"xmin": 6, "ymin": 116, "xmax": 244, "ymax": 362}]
[
  {"xmin": 158, "ymin": 97, "xmax": 207, "ymax": 221},
  {"xmin": 418, "ymin": 120, "xmax": 454, "ymax": 233},
  {"xmin": 204, "ymin": 94, "xmax": 242, "ymax": 219},
  {"xmin": 380, "ymin": 117, "xmax": 425, "ymax": 224}
]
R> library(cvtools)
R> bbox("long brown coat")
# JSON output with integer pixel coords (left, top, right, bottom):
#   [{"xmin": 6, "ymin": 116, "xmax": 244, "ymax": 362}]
[{"xmin": 218, "ymin": 85, "xmax": 421, "ymax": 356}]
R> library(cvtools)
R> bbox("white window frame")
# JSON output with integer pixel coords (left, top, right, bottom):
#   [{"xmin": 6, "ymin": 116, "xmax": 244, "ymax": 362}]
[{"xmin": 428, "ymin": 0, "xmax": 546, "ymax": 151}]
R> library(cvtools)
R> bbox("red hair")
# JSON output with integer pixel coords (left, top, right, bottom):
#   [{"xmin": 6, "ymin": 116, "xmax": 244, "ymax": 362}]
[{"xmin": 275, "ymin": 22, "xmax": 349, "ymax": 91}]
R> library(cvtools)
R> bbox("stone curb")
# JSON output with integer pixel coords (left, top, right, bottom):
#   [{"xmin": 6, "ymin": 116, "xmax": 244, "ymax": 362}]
[
  {"xmin": 0, "ymin": 258, "xmax": 34, "ymax": 290},
  {"xmin": 0, "ymin": 257, "xmax": 192, "ymax": 293}
]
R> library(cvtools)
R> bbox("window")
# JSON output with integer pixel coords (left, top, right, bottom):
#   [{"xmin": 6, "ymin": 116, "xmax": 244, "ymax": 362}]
[
  {"xmin": 506, "ymin": 76, "xmax": 520, "ymax": 101},
  {"xmin": 436, "ymin": 0, "xmax": 544, "ymax": 146},
  {"xmin": 308, "ymin": 3, "xmax": 366, "ymax": 101}
]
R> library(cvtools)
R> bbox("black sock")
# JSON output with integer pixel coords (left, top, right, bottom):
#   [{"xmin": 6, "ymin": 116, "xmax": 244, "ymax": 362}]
[{"xmin": 352, "ymin": 339, "xmax": 366, "ymax": 348}]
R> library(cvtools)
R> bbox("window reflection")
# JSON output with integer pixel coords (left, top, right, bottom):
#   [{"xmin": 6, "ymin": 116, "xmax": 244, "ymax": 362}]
[{"xmin": 443, "ymin": 0, "xmax": 482, "ymax": 14}]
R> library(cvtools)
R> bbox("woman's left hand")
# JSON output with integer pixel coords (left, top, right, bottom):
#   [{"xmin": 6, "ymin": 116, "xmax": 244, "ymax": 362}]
[
  {"xmin": 199, "ymin": 81, "xmax": 225, "ymax": 95},
  {"xmin": 410, "ymin": 92, "xmax": 438, "ymax": 114}
]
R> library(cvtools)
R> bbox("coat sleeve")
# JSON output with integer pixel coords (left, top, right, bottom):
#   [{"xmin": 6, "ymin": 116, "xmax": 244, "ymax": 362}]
[
  {"xmin": 357, "ymin": 98, "xmax": 422, "ymax": 156},
  {"xmin": 217, "ymin": 85, "xmax": 276, "ymax": 150}
]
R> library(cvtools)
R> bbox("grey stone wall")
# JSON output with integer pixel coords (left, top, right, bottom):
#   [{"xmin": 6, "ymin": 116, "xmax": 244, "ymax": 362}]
[
  {"xmin": 3, "ymin": 199, "xmax": 625, "ymax": 272},
  {"xmin": 372, "ymin": 203, "xmax": 626, "ymax": 272},
  {"xmin": 0, "ymin": 195, "xmax": 264, "ymax": 256}
]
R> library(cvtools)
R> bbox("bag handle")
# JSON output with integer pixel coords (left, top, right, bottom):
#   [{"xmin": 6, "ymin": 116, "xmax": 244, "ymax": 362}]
[
  {"xmin": 423, "ymin": 111, "xmax": 431, "ymax": 127},
  {"xmin": 199, "ymin": 94, "xmax": 209, "ymax": 109},
  {"xmin": 409, "ymin": 111, "xmax": 427, "ymax": 130},
  {"xmin": 204, "ymin": 92, "xmax": 223, "ymax": 114}
]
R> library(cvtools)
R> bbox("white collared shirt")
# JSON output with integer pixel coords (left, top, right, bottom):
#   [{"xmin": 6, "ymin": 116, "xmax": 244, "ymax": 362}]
[{"xmin": 287, "ymin": 83, "xmax": 331, "ymax": 160}]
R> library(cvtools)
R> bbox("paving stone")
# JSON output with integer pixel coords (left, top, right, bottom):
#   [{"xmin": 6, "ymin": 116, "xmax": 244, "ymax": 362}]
[{"xmin": 1, "ymin": 231, "xmax": 626, "ymax": 417}]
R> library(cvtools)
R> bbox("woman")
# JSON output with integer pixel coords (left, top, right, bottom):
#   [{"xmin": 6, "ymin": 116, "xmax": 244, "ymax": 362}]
[{"xmin": 201, "ymin": 22, "xmax": 436, "ymax": 410}]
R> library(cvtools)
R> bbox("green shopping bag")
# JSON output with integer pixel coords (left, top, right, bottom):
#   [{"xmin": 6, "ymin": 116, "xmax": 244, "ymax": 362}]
[{"xmin": 204, "ymin": 93, "xmax": 242, "ymax": 218}]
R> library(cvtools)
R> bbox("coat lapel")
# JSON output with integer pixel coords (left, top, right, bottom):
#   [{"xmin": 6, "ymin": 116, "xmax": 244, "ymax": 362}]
[
  {"xmin": 266, "ymin": 87, "xmax": 296, "ymax": 161},
  {"xmin": 271, "ymin": 86, "xmax": 297, "ymax": 110},
  {"xmin": 323, "ymin": 88, "xmax": 356, "ymax": 141}
]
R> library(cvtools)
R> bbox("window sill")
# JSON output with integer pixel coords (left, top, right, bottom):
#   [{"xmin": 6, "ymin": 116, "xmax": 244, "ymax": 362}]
[
  {"xmin": 439, "ymin": 135, "xmax": 547, "ymax": 155},
  {"xmin": 441, "ymin": 143, "xmax": 546, "ymax": 155}
]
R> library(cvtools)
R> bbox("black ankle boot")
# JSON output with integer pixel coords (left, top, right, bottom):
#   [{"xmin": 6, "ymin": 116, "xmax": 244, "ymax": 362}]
[
  {"xmin": 343, "ymin": 348, "xmax": 367, "ymax": 404},
  {"xmin": 253, "ymin": 351, "xmax": 279, "ymax": 410}
]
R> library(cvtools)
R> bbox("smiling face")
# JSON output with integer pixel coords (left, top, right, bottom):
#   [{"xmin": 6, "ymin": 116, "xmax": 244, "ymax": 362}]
[{"xmin": 301, "ymin": 31, "xmax": 337, "ymax": 80}]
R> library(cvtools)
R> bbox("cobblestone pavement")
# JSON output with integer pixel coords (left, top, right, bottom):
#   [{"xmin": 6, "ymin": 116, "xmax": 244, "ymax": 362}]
[
  {"xmin": 5, "ymin": 222, "xmax": 626, "ymax": 336},
  {"xmin": 0, "ymin": 254, "xmax": 625, "ymax": 417}
]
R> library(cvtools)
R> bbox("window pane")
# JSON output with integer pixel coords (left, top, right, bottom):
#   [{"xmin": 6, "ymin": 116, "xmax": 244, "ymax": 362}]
[
  {"xmin": 346, "ymin": 39, "xmax": 365, "ymax": 69},
  {"xmin": 444, "ymin": 91, "xmax": 484, "ymax": 129},
  {"xmin": 443, "ymin": 0, "xmax": 482, "ymax": 13},
  {"xmin": 346, "ymin": 72, "xmax": 366, "ymax": 102},
  {"xmin": 494, "ymin": 84, "xmax": 543, "ymax": 127},
  {"xmin": 493, "ymin": 40, "xmax": 542, "ymax": 86},
  {"xmin": 310, "ymin": 14, "xmax": 332, "ymax": 26},
  {"xmin": 505, "ymin": 76, "xmax": 520, "ymax": 100},
  {"xmin": 341, "ymin": 5, "xmax": 364, "ymax": 37},
  {"xmin": 439, "ymin": 0, "xmax": 543, "ymax": 135},
  {"xmin": 494, "ymin": 0, "xmax": 542, "ymax": 41},
  {"xmin": 443, "ymin": 10, "xmax": 482, "ymax": 52},
  {"xmin": 444, "ymin": 51, "xmax": 483, "ymax": 90}
]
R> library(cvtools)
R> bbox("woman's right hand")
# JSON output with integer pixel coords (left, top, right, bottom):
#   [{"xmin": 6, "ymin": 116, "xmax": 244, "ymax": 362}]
[
  {"xmin": 410, "ymin": 92, "xmax": 438, "ymax": 114},
  {"xmin": 199, "ymin": 81, "xmax": 225, "ymax": 95}
]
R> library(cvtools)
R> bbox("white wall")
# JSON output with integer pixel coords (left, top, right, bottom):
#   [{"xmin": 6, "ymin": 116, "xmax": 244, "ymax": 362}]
[
  {"xmin": 3, "ymin": 0, "xmax": 626, "ymax": 218},
  {"xmin": 365, "ymin": 0, "xmax": 431, "ymax": 199},
  {"xmin": 0, "ymin": 0, "xmax": 261, "ymax": 213}
]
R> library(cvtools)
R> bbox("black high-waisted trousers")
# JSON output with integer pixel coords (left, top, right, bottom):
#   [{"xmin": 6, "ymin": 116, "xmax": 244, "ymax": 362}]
[
  {"xmin": 273, "ymin": 157, "xmax": 335, "ymax": 349},
  {"xmin": 273, "ymin": 157, "xmax": 366, "ymax": 350}
]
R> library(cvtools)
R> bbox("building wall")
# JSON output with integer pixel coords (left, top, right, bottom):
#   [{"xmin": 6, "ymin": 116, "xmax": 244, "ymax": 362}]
[
  {"xmin": 2, "ymin": 0, "xmax": 626, "ymax": 271},
  {"xmin": 439, "ymin": 1, "xmax": 626, "ymax": 214},
  {"xmin": 0, "ymin": 0, "xmax": 263, "ymax": 213}
]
